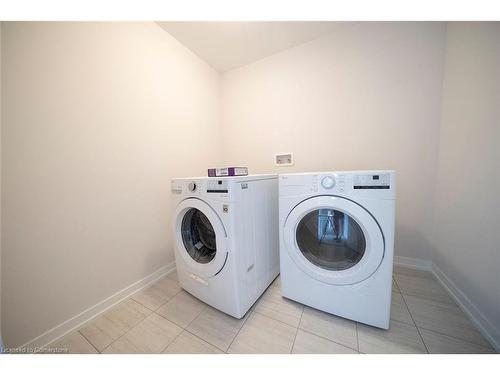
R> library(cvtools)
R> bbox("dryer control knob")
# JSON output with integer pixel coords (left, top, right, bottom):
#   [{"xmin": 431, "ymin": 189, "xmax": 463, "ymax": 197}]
[
  {"xmin": 188, "ymin": 182, "xmax": 197, "ymax": 192},
  {"xmin": 321, "ymin": 176, "xmax": 336, "ymax": 189}
]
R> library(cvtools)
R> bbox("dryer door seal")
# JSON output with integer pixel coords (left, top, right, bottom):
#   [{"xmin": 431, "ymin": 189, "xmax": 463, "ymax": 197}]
[
  {"xmin": 175, "ymin": 198, "xmax": 228, "ymax": 278},
  {"xmin": 284, "ymin": 195, "xmax": 384, "ymax": 285}
]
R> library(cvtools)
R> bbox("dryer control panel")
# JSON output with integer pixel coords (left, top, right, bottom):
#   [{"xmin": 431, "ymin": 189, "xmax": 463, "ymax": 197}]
[
  {"xmin": 353, "ymin": 173, "xmax": 390, "ymax": 189},
  {"xmin": 279, "ymin": 170, "xmax": 395, "ymax": 199}
]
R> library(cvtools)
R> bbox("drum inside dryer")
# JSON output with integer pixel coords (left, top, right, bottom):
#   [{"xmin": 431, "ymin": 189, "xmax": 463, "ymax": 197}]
[{"xmin": 296, "ymin": 208, "xmax": 366, "ymax": 271}]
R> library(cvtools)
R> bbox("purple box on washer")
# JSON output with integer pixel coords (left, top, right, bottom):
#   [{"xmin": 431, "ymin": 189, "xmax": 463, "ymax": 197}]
[{"xmin": 208, "ymin": 167, "xmax": 248, "ymax": 177}]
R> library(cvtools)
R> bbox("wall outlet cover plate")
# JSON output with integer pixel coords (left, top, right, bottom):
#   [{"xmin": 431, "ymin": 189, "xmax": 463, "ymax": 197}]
[{"xmin": 275, "ymin": 153, "xmax": 294, "ymax": 166}]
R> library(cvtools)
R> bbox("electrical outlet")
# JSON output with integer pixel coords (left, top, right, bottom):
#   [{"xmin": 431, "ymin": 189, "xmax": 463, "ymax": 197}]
[{"xmin": 275, "ymin": 153, "xmax": 294, "ymax": 166}]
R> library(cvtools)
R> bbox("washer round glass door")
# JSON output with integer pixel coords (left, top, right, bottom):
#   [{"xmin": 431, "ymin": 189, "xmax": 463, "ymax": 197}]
[
  {"xmin": 284, "ymin": 196, "xmax": 384, "ymax": 285},
  {"xmin": 181, "ymin": 208, "xmax": 217, "ymax": 264},
  {"xmin": 175, "ymin": 198, "xmax": 228, "ymax": 278}
]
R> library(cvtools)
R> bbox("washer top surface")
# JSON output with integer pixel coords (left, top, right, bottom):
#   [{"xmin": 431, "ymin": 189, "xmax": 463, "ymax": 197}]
[{"xmin": 173, "ymin": 174, "xmax": 277, "ymax": 181}]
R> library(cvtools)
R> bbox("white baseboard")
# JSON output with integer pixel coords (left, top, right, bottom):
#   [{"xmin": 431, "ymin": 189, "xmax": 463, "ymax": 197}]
[
  {"xmin": 19, "ymin": 262, "xmax": 176, "ymax": 350},
  {"xmin": 393, "ymin": 256, "xmax": 432, "ymax": 271},
  {"xmin": 432, "ymin": 263, "xmax": 500, "ymax": 353}
]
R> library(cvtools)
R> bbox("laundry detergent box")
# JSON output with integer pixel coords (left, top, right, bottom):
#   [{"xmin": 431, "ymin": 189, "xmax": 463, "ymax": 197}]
[{"xmin": 208, "ymin": 167, "xmax": 248, "ymax": 177}]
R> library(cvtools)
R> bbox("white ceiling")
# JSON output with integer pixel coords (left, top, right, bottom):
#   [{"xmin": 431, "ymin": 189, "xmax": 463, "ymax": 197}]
[{"xmin": 156, "ymin": 22, "xmax": 352, "ymax": 72}]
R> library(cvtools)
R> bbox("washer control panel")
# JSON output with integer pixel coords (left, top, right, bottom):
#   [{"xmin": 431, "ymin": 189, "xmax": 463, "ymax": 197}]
[
  {"xmin": 170, "ymin": 179, "xmax": 230, "ymax": 195},
  {"xmin": 207, "ymin": 179, "xmax": 229, "ymax": 193}
]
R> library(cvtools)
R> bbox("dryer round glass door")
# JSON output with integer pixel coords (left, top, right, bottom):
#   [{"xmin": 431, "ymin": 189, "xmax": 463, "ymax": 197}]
[
  {"xmin": 296, "ymin": 209, "xmax": 366, "ymax": 271},
  {"xmin": 284, "ymin": 195, "xmax": 384, "ymax": 285},
  {"xmin": 175, "ymin": 198, "xmax": 228, "ymax": 278}
]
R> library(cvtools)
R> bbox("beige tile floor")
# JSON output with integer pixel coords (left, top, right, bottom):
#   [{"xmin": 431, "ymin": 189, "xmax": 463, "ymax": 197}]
[{"xmin": 47, "ymin": 267, "xmax": 497, "ymax": 354}]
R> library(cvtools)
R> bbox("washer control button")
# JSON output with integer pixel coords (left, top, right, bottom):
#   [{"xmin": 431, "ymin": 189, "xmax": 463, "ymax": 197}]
[
  {"xmin": 188, "ymin": 182, "xmax": 197, "ymax": 192},
  {"xmin": 321, "ymin": 176, "xmax": 336, "ymax": 189}
]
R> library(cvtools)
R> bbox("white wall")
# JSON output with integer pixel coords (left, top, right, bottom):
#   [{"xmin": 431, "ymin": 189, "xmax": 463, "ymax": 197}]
[
  {"xmin": 2, "ymin": 21, "xmax": 498, "ymax": 350},
  {"xmin": 432, "ymin": 22, "xmax": 500, "ymax": 345},
  {"xmin": 1, "ymin": 22, "xmax": 222, "ymax": 347},
  {"xmin": 221, "ymin": 22, "xmax": 447, "ymax": 261}
]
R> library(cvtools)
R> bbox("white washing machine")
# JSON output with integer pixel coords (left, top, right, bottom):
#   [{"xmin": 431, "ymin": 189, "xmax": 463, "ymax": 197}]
[
  {"xmin": 171, "ymin": 174, "xmax": 279, "ymax": 319},
  {"xmin": 279, "ymin": 171, "xmax": 396, "ymax": 329}
]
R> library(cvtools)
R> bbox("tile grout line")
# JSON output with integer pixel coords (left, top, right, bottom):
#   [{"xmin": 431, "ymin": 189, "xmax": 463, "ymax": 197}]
[
  {"xmin": 415, "ymin": 327, "xmax": 495, "ymax": 352},
  {"xmin": 400, "ymin": 294, "xmax": 495, "ymax": 350},
  {"xmin": 157, "ymin": 296, "xmax": 208, "ymax": 326},
  {"xmin": 256, "ymin": 282, "xmax": 311, "ymax": 330},
  {"xmin": 129, "ymin": 275, "xmax": 183, "ymax": 312},
  {"xmin": 391, "ymin": 280, "xmax": 420, "ymax": 327},
  {"xmin": 78, "ymin": 313, "xmax": 127, "ymax": 354},
  {"xmin": 77, "ymin": 330, "xmax": 101, "ymax": 354},
  {"xmin": 298, "ymin": 325, "xmax": 361, "ymax": 353},
  {"xmin": 96, "ymin": 310, "xmax": 151, "ymax": 353},
  {"xmin": 163, "ymin": 305, "xmax": 216, "ymax": 352},
  {"xmin": 297, "ymin": 305, "xmax": 359, "ymax": 352},
  {"xmin": 152, "ymin": 282, "xmax": 183, "ymax": 313},
  {"xmin": 355, "ymin": 322, "xmax": 360, "ymax": 352},
  {"xmin": 96, "ymin": 277, "xmax": 178, "ymax": 353},
  {"xmin": 412, "ymin": 324, "xmax": 495, "ymax": 351},
  {"xmin": 102, "ymin": 310, "xmax": 185, "ymax": 354},
  {"xmin": 289, "ymin": 306, "xmax": 304, "ymax": 354},
  {"xmin": 161, "ymin": 329, "xmax": 186, "ymax": 353},
  {"xmin": 395, "ymin": 272, "xmax": 494, "ymax": 351},
  {"xmin": 157, "ymin": 316, "xmax": 185, "ymax": 354},
  {"xmin": 297, "ymin": 314, "xmax": 360, "ymax": 353},
  {"xmin": 177, "ymin": 276, "xmax": 279, "ymax": 353},
  {"xmin": 394, "ymin": 277, "xmax": 430, "ymax": 354},
  {"xmin": 115, "ymin": 278, "xmax": 184, "ymax": 353},
  {"xmin": 224, "ymin": 311, "xmax": 253, "ymax": 353},
  {"xmin": 178, "ymin": 323, "xmax": 228, "ymax": 354},
  {"xmin": 149, "ymin": 301, "xmax": 212, "ymax": 353},
  {"xmin": 158, "ymin": 296, "xmax": 206, "ymax": 354},
  {"xmin": 161, "ymin": 331, "xmax": 184, "ymax": 353},
  {"xmin": 184, "ymin": 329, "xmax": 227, "ymax": 353},
  {"xmin": 252, "ymin": 307, "xmax": 303, "ymax": 330},
  {"xmin": 253, "ymin": 280, "xmax": 360, "ymax": 353},
  {"xmin": 76, "ymin": 297, "xmax": 154, "ymax": 353},
  {"xmin": 182, "ymin": 304, "xmax": 235, "ymax": 353}
]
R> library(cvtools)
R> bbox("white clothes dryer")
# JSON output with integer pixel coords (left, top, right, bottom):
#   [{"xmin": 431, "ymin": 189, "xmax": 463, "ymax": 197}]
[{"xmin": 279, "ymin": 171, "xmax": 396, "ymax": 329}]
